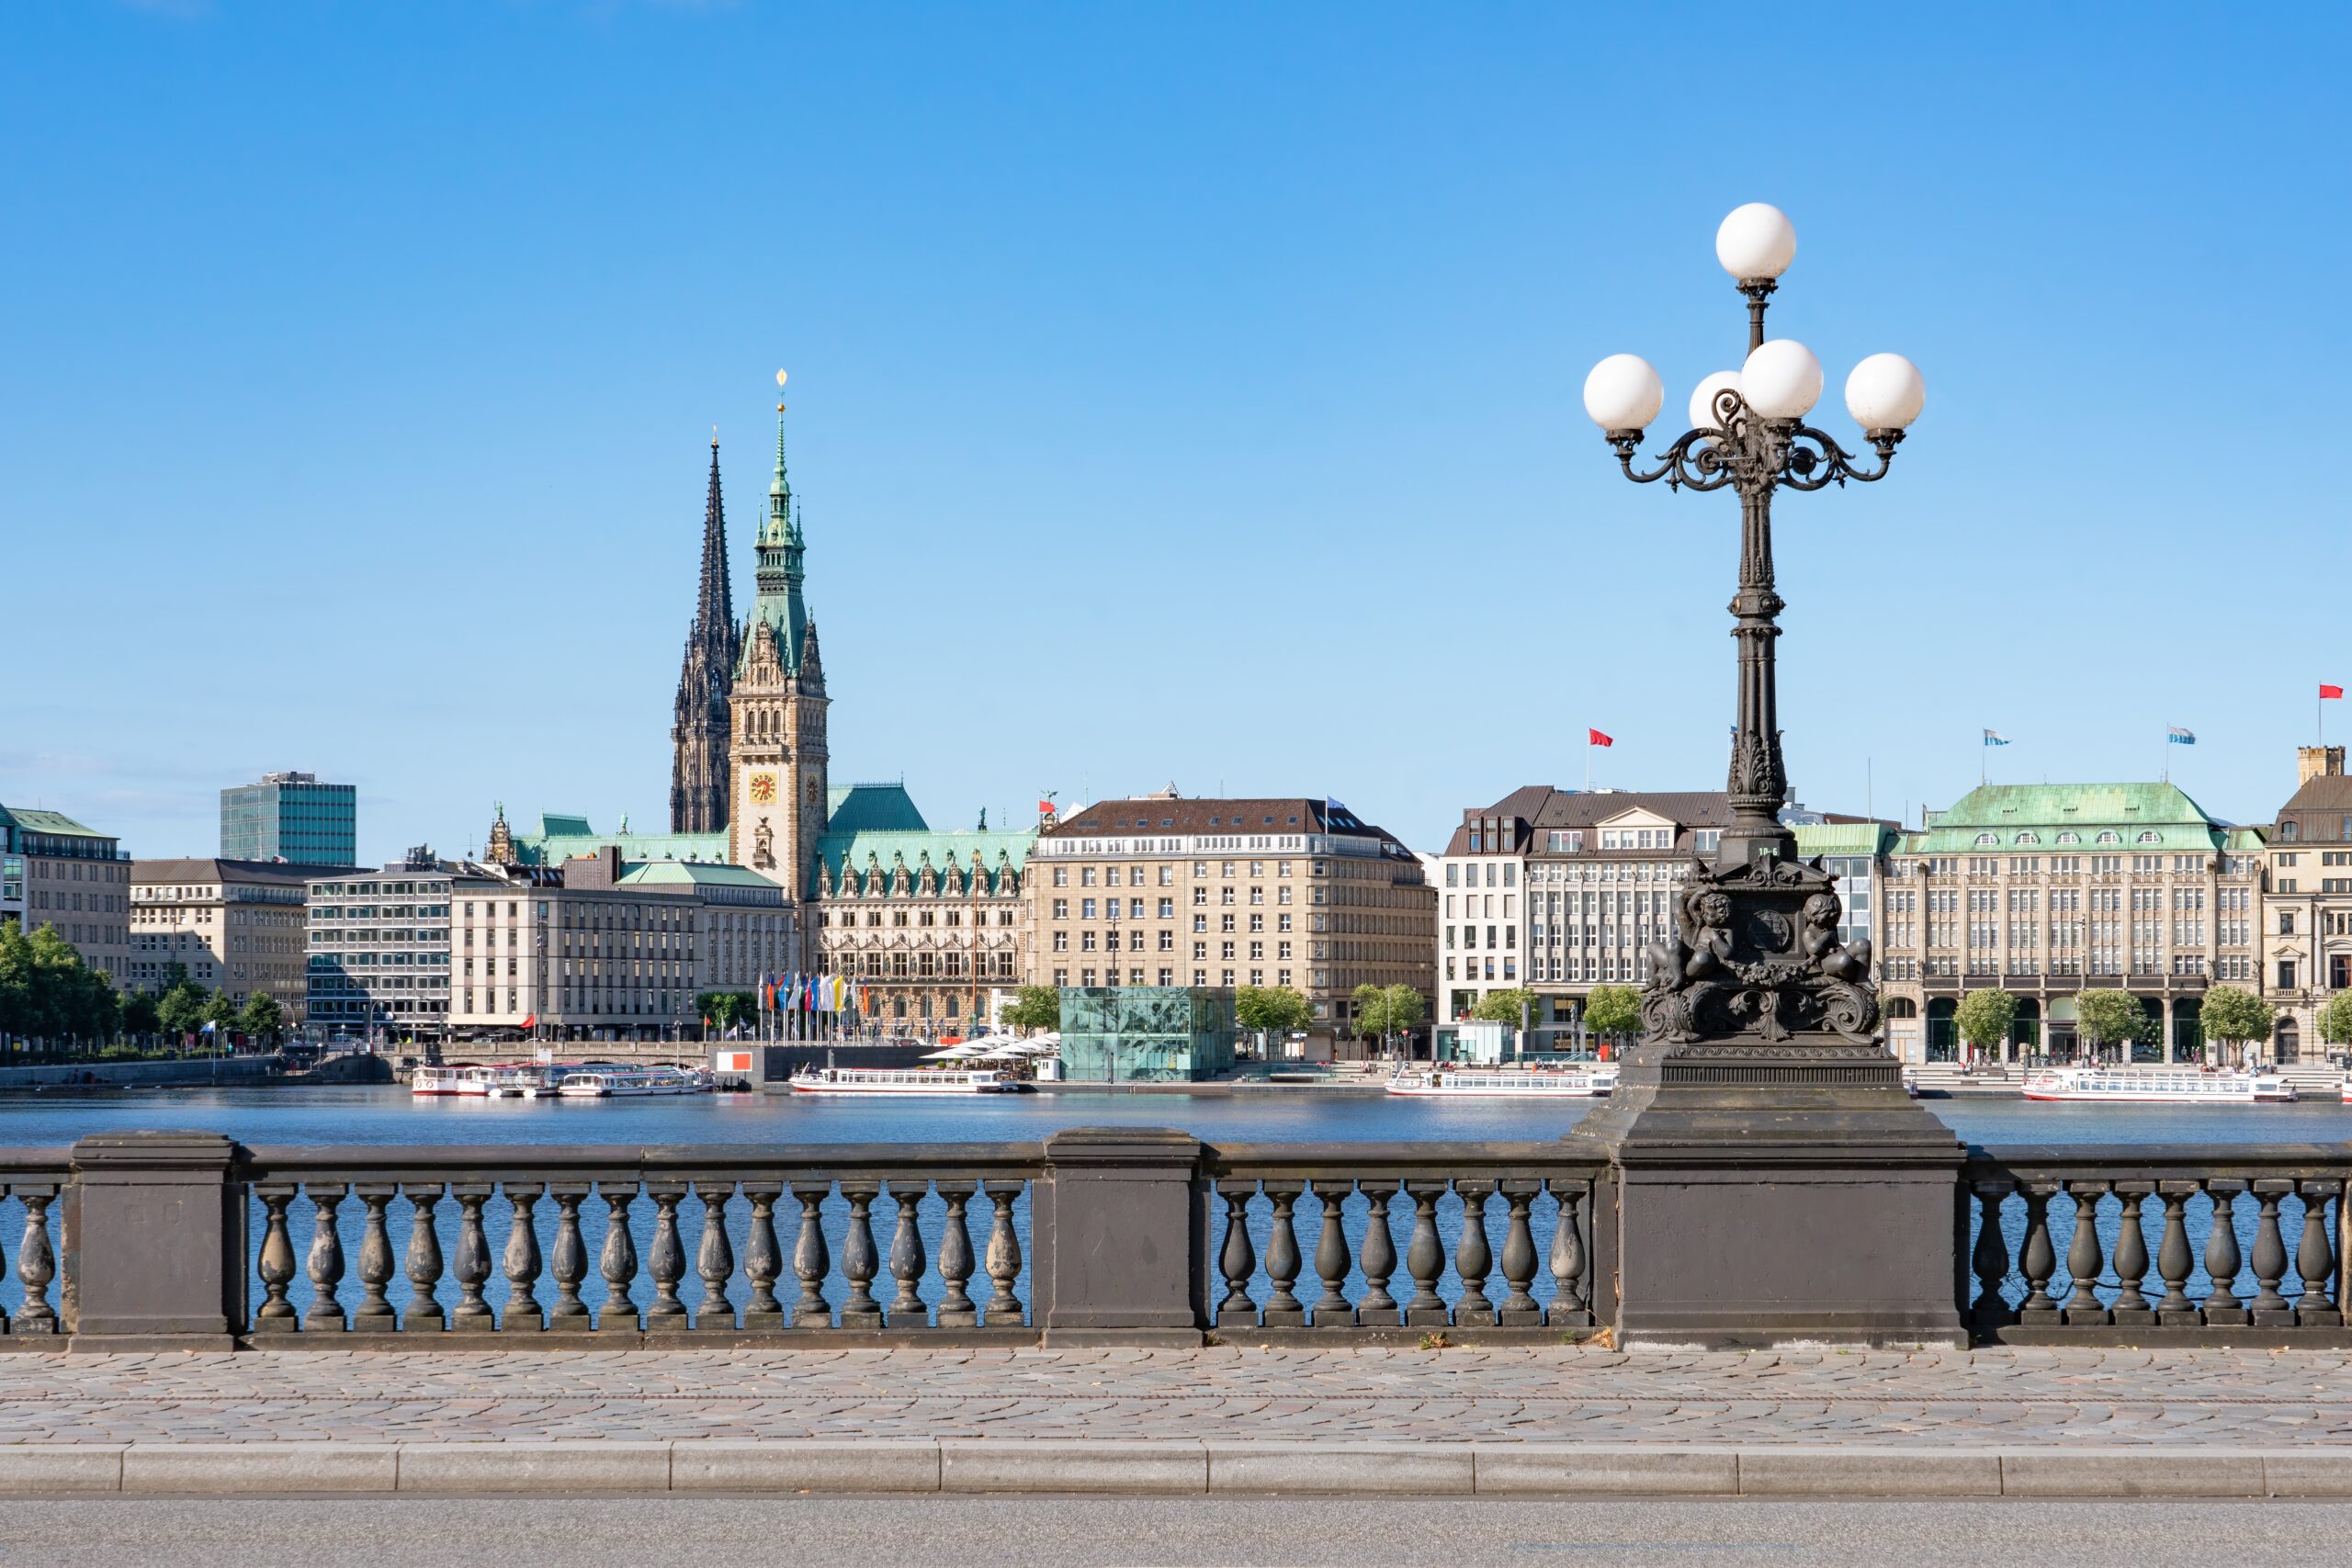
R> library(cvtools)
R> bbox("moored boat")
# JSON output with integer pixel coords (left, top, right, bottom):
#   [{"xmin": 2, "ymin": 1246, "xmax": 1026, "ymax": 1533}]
[
  {"xmin": 788, "ymin": 1066, "xmax": 1012, "ymax": 1095},
  {"xmin": 1385, "ymin": 1066, "xmax": 1617, "ymax": 1099},
  {"xmin": 2022, "ymin": 1066, "xmax": 2295, "ymax": 1104}
]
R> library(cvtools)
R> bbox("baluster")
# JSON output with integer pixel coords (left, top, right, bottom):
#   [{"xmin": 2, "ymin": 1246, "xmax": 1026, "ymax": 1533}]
[
  {"xmin": 0, "ymin": 1187, "xmax": 9, "ymax": 1336},
  {"xmin": 1547, "ymin": 1180, "xmax": 1590, "ymax": 1328},
  {"xmin": 2109, "ymin": 1183, "xmax": 2154, "ymax": 1327},
  {"xmin": 14, "ymin": 1189, "xmax": 55, "ymax": 1336},
  {"xmin": 2154, "ymin": 1185, "xmax": 2198, "ymax": 1324},
  {"xmin": 1498, "ymin": 1182, "xmax": 1541, "ymax": 1326},
  {"xmin": 1967, "ymin": 1182, "xmax": 2014, "ymax": 1335},
  {"xmin": 548, "ymin": 1185, "xmax": 591, "ymax": 1325},
  {"xmin": 934, "ymin": 1184, "xmax": 977, "ymax": 1328},
  {"xmin": 598, "ymin": 1184, "xmax": 639, "ymax": 1333},
  {"xmin": 2250, "ymin": 1181, "xmax": 2293, "ymax": 1325},
  {"xmin": 2297, "ymin": 1182, "xmax": 2340, "ymax": 1328},
  {"xmin": 2018, "ymin": 1183, "xmax": 2058, "ymax": 1322},
  {"xmin": 1453, "ymin": 1180, "xmax": 1496, "ymax": 1325},
  {"xmin": 303, "ymin": 1182, "xmax": 348, "ymax": 1333},
  {"xmin": 2062, "ymin": 1181, "xmax": 2109, "ymax": 1325},
  {"xmin": 1309, "ymin": 1179, "xmax": 1355, "ymax": 1327},
  {"xmin": 741, "ymin": 1184, "xmax": 785, "ymax": 1331},
  {"xmin": 502, "ymin": 1183, "xmax": 545, "ymax": 1332},
  {"xmin": 254, "ymin": 1186, "xmax": 300, "ymax": 1331},
  {"xmin": 839, "ymin": 1182, "xmax": 883, "ymax": 1328},
  {"xmin": 404, "ymin": 1183, "xmax": 446, "ymax": 1330},
  {"xmin": 646, "ymin": 1183, "xmax": 689, "ymax": 1330},
  {"xmin": 1261, "ymin": 1181, "xmax": 1305, "ymax": 1326},
  {"xmin": 983, "ymin": 1181, "xmax": 1023, "ymax": 1325},
  {"xmin": 1357, "ymin": 1180, "xmax": 1400, "ymax": 1325},
  {"xmin": 887, "ymin": 1179, "xmax": 930, "ymax": 1326},
  {"xmin": 352, "ymin": 1185, "xmax": 398, "ymax": 1332},
  {"xmin": 451, "ymin": 1185, "xmax": 495, "ymax": 1330},
  {"xmin": 791, "ymin": 1183, "xmax": 832, "ymax": 1328},
  {"xmin": 2202, "ymin": 1181, "xmax": 2247, "ymax": 1325},
  {"xmin": 1403, "ymin": 1181, "xmax": 1449, "ymax": 1327},
  {"xmin": 1215, "ymin": 1183, "xmax": 1259, "ymax": 1328},
  {"xmin": 695, "ymin": 1181, "xmax": 737, "ymax": 1332}
]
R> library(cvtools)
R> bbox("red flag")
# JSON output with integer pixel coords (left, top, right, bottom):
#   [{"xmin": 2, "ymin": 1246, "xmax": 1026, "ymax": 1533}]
[
  {"xmin": 1588, "ymin": 728, "xmax": 1614, "ymax": 747},
  {"xmin": 1037, "ymin": 798, "xmax": 1056, "ymax": 813},
  {"xmin": 521, "ymin": 1013, "xmax": 537, "ymax": 1030},
  {"xmin": 2324, "ymin": 684, "xmax": 2345, "ymax": 700}
]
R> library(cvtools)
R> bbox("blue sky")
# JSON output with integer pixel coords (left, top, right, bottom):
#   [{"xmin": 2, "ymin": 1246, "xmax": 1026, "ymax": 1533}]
[{"xmin": 5, "ymin": 2, "xmax": 2347, "ymax": 864}]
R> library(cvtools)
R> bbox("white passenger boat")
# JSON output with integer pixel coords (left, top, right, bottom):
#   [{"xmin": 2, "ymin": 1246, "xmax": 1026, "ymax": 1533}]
[
  {"xmin": 1385, "ymin": 1066, "xmax": 1618, "ymax": 1099},
  {"xmin": 556, "ymin": 1069, "xmax": 660, "ymax": 1100},
  {"xmin": 410, "ymin": 1066, "xmax": 469, "ymax": 1097},
  {"xmin": 787, "ymin": 1066, "xmax": 1012, "ymax": 1095},
  {"xmin": 2022, "ymin": 1066, "xmax": 2296, "ymax": 1104}
]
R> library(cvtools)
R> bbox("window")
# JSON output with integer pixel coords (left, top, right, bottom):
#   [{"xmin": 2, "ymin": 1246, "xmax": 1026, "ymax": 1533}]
[
  {"xmin": 2097, "ymin": 831, "xmax": 2120, "ymax": 845},
  {"xmin": 2279, "ymin": 961, "xmax": 2299, "ymax": 990},
  {"xmin": 2280, "ymin": 911, "xmax": 2298, "ymax": 935},
  {"xmin": 2137, "ymin": 831, "xmax": 2160, "ymax": 845},
  {"xmin": 1973, "ymin": 833, "xmax": 1997, "ymax": 847},
  {"xmin": 2015, "ymin": 832, "xmax": 2038, "ymax": 845},
  {"xmin": 2056, "ymin": 832, "xmax": 2079, "ymax": 845}
]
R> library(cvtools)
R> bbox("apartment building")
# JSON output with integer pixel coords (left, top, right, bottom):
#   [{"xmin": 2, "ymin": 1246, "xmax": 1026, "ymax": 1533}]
[
  {"xmin": 2261, "ymin": 745, "xmax": 2352, "ymax": 1063},
  {"xmin": 0, "ymin": 804, "xmax": 131, "ymax": 985},
  {"xmin": 130, "ymin": 858, "xmax": 340, "ymax": 1021}
]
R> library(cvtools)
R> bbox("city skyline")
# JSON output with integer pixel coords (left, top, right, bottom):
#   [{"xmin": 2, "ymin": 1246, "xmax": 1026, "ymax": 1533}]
[{"xmin": 6, "ymin": 5, "xmax": 2348, "ymax": 863}]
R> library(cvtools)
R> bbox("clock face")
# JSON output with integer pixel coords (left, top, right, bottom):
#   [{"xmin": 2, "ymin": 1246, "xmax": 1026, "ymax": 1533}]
[{"xmin": 747, "ymin": 772, "xmax": 778, "ymax": 805}]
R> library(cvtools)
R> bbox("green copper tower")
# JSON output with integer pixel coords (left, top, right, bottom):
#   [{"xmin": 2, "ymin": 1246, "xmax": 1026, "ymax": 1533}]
[{"xmin": 742, "ymin": 368, "xmax": 808, "ymax": 678}]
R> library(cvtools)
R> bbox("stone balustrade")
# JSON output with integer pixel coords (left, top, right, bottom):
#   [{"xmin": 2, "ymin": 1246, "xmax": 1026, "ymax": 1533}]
[{"xmin": 13, "ymin": 1131, "xmax": 2352, "ymax": 1349}]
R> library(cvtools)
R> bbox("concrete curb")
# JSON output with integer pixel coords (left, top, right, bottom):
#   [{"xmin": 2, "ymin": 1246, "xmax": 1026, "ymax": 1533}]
[{"xmin": 1, "ymin": 1440, "xmax": 2350, "ymax": 1497}]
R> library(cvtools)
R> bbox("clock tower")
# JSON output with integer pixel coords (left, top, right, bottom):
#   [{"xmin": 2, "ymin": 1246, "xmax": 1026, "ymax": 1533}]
[{"xmin": 728, "ymin": 371, "xmax": 830, "ymax": 959}]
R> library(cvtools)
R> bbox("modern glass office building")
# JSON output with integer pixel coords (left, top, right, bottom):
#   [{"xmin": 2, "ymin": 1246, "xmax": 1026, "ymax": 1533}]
[
  {"xmin": 1057, "ymin": 987, "xmax": 1238, "ymax": 1082},
  {"xmin": 220, "ymin": 772, "xmax": 356, "ymax": 864}
]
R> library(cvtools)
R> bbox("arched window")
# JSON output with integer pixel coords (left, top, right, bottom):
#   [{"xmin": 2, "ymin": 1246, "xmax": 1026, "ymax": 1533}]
[
  {"xmin": 2283, "ymin": 820, "xmax": 2301, "ymax": 842},
  {"xmin": 1974, "ymin": 833, "xmax": 1997, "ymax": 847},
  {"xmin": 2015, "ymin": 832, "xmax": 2040, "ymax": 845},
  {"xmin": 2056, "ymin": 832, "xmax": 2080, "ymax": 845},
  {"xmin": 2137, "ymin": 831, "xmax": 2161, "ymax": 844},
  {"xmin": 1886, "ymin": 997, "xmax": 1918, "ymax": 1019},
  {"xmin": 2097, "ymin": 830, "xmax": 2120, "ymax": 845}
]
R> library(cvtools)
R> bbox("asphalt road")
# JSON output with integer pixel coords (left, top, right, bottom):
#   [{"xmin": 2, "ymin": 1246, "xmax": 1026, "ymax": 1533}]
[{"xmin": 0, "ymin": 1496, "xmax": 2346, "ymax": 1568}]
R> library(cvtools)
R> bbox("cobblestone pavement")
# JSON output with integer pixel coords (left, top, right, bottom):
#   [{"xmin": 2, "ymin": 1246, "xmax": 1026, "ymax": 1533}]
[{"xmin": 3, "ymin": 1346, "xmax": 2352, "ymax": 1446}]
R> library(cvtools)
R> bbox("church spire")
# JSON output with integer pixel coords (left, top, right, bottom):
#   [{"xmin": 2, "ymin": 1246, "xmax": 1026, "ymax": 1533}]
[
  {"xmin": 743, "ymin": 369, "xmax": 809, "ymax": 678},
  {"xmin": 670, "ymin": 432, "xmax": 740, "ymax": 835},
  {"xmin": 695, "ymin": 433, "xmax": 734, "ymax": 638}
]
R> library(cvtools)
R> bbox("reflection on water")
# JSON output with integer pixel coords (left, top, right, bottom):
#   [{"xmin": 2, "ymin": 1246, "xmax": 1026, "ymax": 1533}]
[{"xmin": 0, "ymin": 1083, "xmax": 2344, "ymax": 1145}]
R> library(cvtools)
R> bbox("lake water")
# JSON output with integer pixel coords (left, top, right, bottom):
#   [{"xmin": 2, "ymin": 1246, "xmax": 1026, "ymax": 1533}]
[{"xmin": 0, "ymin": 1083, "xmax": 2346, "ymax": 1147}]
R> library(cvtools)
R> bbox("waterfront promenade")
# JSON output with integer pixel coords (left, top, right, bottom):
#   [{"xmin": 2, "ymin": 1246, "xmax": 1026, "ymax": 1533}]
[{"xmin": 7, "ymin": 1344, "xmax": 2352, "ymax": 1498}]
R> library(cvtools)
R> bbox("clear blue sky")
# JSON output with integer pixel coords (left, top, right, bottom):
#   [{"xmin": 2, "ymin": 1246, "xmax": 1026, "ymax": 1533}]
[{"xmin": 6, "ymin": 2, "xmax": 2347, "ymax": 865}]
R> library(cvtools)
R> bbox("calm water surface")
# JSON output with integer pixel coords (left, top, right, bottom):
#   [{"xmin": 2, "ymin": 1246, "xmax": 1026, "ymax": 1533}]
[{"xmin": 1, "ymin": 1084, "xmax": 2347, "ymax": 1146}]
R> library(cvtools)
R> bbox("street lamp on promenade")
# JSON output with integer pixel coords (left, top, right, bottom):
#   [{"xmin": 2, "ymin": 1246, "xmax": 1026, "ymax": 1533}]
[{"xmin": 1566, "ymin": 206, "xmax": 1959, "ymax": 1348}]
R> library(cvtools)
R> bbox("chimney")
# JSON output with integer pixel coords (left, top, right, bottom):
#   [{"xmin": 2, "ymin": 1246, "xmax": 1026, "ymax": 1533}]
[{"xmin": 2299, "ymin": 745, "xmax": 2344, "ymax": 785}]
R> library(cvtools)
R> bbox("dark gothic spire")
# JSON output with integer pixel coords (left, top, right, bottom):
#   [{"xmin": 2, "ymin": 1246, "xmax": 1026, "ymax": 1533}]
[
  {"xmin": 671, "ymin": 434, "xmax": 740, "ymax": 834},
  {"xmin": 695, "ymin": 434, "xmax": 735, "ymax": 641}
]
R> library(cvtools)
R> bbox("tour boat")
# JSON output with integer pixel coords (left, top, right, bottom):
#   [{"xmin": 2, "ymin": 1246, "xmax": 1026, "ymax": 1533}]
[
  {"xmin": 1385, "ymin": 1066, "xmax": 1618, "ymax": 1099},
  {"xmin": 787, "ymin": 1066, "xmax": 1012, "ymax": 1095},
  {"xmin": 2021, "ymin": 1066, "xmax": 2296, "ymax": 1104},
  {"xmin": 410, "ymin": 1066, "xmax": 469, "ymax": 1097},
  {"xmin": 556, "ymin": 1069, "xmax": 660, "ymax": 1100}
]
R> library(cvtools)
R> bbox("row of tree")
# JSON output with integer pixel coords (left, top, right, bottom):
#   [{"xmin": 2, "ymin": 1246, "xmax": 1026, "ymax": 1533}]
[
  {"xmin": 0, "ymin": 924, "xmax": 285, "ymax": 1056},
  {"xmin": 1948, "ymin": 984, "xmax": 2352, "ymax": 1058}
]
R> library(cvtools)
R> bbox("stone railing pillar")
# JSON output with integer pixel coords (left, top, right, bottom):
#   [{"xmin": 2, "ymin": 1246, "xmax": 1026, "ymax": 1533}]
[
  {"xmin": 63, "ymin": 1132, "xmax": 243, "ymax": 1349},
  {"xmin": 1034, "ymin": 1127, "xmax": 1204, "ymax": 1347}
]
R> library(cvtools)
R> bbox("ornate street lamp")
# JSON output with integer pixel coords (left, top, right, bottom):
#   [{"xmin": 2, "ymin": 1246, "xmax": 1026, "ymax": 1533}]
[{"xmin": 1568, "ymin": 207, "xmax": 1956, "ymax": 1348}]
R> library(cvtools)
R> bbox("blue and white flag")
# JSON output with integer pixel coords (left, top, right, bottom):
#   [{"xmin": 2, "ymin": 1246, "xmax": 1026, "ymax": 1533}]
[
  {"xmin": 2168, "ymin": 726, "xmax": 2197, "ymax": 745},
  {"xmin": 1982, "ymin": 729, "xmax": 2011, "ymax": 747},
  {"xmin": 199, "ymin": 1020, "xmax": 217, "ymax": 1033}
]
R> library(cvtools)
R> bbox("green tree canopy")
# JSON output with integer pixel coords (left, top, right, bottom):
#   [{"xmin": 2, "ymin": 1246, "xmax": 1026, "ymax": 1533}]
[
  {"xmin": 2075, "ymin": 989, "xmax": 2153, "ymax": 1050},
  {"xmin": 2199, "ymin": 985, "xmax": 2274, "ymax": 1049},
  {"xmin": 1001, "ymin": 984, "xmax": 1061, "ymax": 1032},
  {"xmin": 1470, "ymin": 987, "xmax": 1542, "ymax": 1025},
  {"xmin": 119, "ymin": 990, "xmax": 161, "ymax": 1039},
  {"xmin": 1351, "ymin": 983, "xmax": 1426, "ymax": 1043},
  {"xmin": 239, "ymin": 991, "xmax": 286, "ymax": 1045},
  {"xmin": 156, "ymin": 976, "xmax": 209, "ymax": 1041},
  {"xmin": 1581, "ymin": 983, "xmax": 1642, "ymax": 1043},
  {"xmin": 1234, "ymin": 985, "xmax": 1311, "ymax": 1040},
  {"xmin": 2319, "ymin": 991, "xmax": 2352, "ymax": 1048},
  {"xmin": 1953, "ymin": 987, "xmax": 2018, "ymax": 1050},
  {"xmin": 0, "ymin": 923, "xmax": 120, "ymax": 1045},
  {"xmin": 695, "ymin": 991, "xmax": 756, "ymax": 1033}
]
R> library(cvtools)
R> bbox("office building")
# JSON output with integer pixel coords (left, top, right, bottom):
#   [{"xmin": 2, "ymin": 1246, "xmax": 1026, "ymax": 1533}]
[
  {"xmin": 220, "ymin": 772, "xmax": 356, "ymax": 864},
  {"xmin": 0, "ymin": 803, "xmax": 131, "ymax": 984},
  {"xmin": 130, "ymin": 858, "xmax": 332, "ymax": 1020}
]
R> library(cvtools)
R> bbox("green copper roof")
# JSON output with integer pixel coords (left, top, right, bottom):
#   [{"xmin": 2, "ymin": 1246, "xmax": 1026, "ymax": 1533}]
[
  {"xmin": 511, "ymin": 817, "xmax": 728, "ymax": 866},
  {"xmin": 824, "ymin": 784, "xmax": 929, "ymax": 835},
  {"xmin": 1903, "ymin": 782, "xmax": 2229, "ymax": 854},
  {"xmin": 819, "ymin": 825, "xmax": 1038, "ymax": 891},
  {"xmin": 0, "ymin": 805, "xmax": 111, "ymax": 839},
  {"xmin": 616, "ymin": 861, "xmax": 780, "ymax": 890},
  {"xmin": 1792, "ymin": 822, "xmax": 1895, "ymax": 857}
]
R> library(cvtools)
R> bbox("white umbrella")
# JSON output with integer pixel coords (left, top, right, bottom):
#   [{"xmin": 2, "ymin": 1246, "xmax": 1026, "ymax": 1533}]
[{"xmin": 922, "ymin": 1044, "xmax": 978, "ymax": 1060}]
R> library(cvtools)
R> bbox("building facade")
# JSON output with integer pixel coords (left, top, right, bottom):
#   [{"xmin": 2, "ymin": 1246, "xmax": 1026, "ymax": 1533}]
[
  {"xmin": 1881, "ymin": 783, "xmax": 2266, "ymax": 1065},
  {"xmin": 0, "ymin": 804, "xmax": 130, "ymax": 984},
  {"xmin": 1029, "ymin": 795, "xmax": 1434, "ymax": 1048},
  {"xmin": 669, "ymin": 439, "xmax": 740, "ymax": 835},
  {"xmin": 129, "ymin": 859, "xmax": 325, "ymax": 1020},
  {"xmin": 220, "ymin": 772, "xmax": 356, "ymax": 864},
  {"xmin": 304, "ymin": 854, "xmax": 468, "ymax": 1041},
  {"xmin": 2261, "ymin": 745, "xmax": 2352, "ymax": 1065}
]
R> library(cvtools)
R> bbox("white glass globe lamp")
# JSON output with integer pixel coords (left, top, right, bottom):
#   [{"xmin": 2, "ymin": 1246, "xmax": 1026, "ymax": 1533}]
[
  {"xmin": 1844, "ymin": 353, "xmax": 1926, "ymax": 432},
  {"xmin": 1582, "ymin": 354, "xmax": 1665, "ymax": 432},
  {"xmin": 1740, "ymin": 339, "xmax": 1822, "ymax": 421},
  {"xmin": 1687, "ymin": 371, "xmax": 1744, "ymax": 432},
  {"xmin": 1715, "ymin": 203, "xmax": 1796, "ymax": 281}
]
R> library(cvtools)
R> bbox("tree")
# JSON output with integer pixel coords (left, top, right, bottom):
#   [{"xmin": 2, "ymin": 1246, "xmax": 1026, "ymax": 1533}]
[
  {"xmin": 199, "ymin": 989, "xmax": 239, "ymax": 1049},
  {"xmin": 2200, "ymin": 985, "xmax": 2276, "ymax": 1066},
  {"xmin": 1471, "ymin": 987, "xmax": 1542, "ymax": 1027},
  {"xmin": 1581, "ymin": 983, "xmax": 1642, "ymax": 1046},
  {"xmin": 119, "ymin": 989, "xmax": 161, "ymax": 1041},
  {"xmin": 1001, "ymin": 984, "xmax": 1061, "ymax": 1033},
  {"xmin": 0, "ymin": 924, "xmax": 120, "ymax": 1055},
  {"xmin": 1351, "ymin": 984, "xmax": 1426, "ymax": 1052},
  {"xmin": 695, "ymin": 990, "xmax": 756, "ymax": 1035},
  {"xmin": 2316, "ymin": 991, "xmax": 2352, "ymax": 1051},
  {"xmin": 239, "ymin": 991, "xmax": 286, "ymax": 1046},
  {"xmin": 156, "ymin": 976, "xmax": 209, "ymax": 1043},
  {"xmin": 1234, "ymin": 985, "xmax": 1311, "ymax": 1055},
  {"xmin": 1953, "ymin": 987, "xmax": 2018, "ymax": 1055},
  {"xmin": 2075, "ymin": 989, "xmax": 2153, "ymax": 1060}
]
